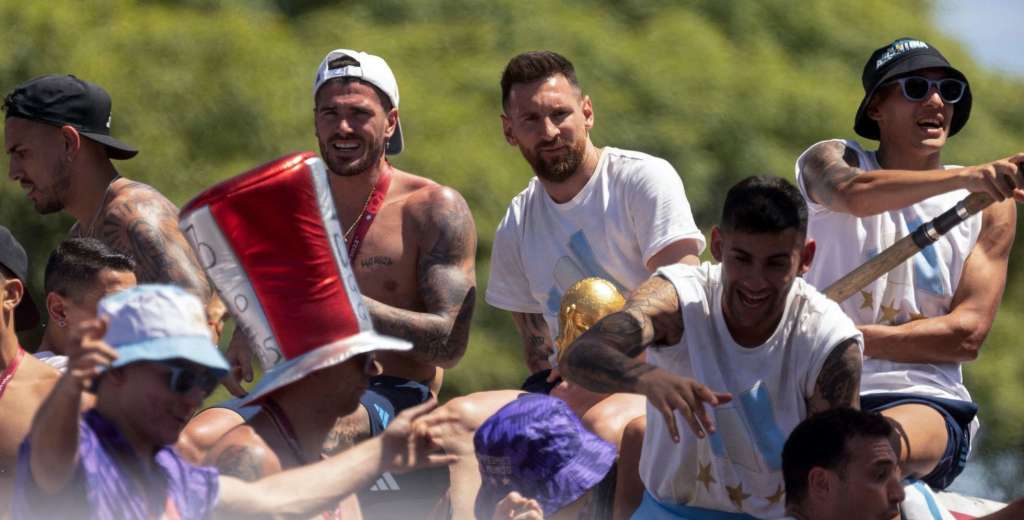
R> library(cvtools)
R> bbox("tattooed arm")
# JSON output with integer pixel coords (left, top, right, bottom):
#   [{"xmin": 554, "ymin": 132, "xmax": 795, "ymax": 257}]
[
  {"xmin": 203, "ymin": 427, "xmax": 280, "ymax": 482},
  {"xmin": 512, "ymin": 312, "xmax": 554, "ymax": 373},
  {"xmin": 561, "ymin": 275, "xmax": 730, "ymax": 441},
  {"xmin": 799, "ymin": 141, "xmax": 1024, "ymax": 216},
  {"xmin": 806, "ymin": 338, "xmax": 862, "ymax": 415},
  {"xmin": 96, "ymin": 183, "xmax": 211, "ymax": 302},
  {"xmin": 363, "ymin": 186, "xmax": 477, "ymax": 369}
]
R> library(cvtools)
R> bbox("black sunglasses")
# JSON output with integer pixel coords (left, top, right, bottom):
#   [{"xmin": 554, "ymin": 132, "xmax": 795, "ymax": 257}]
[
  {"xmin": 161, "ymin": 363, "xmax": 220, "ymax": 396},
  {"xmin": 889, "ymin": 76, "xmax": 966, "ymax": 104}
]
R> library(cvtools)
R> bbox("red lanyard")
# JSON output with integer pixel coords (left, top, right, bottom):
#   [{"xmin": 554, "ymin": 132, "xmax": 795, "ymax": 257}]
[
  {"xmin": 346, "ymin": 163, "xmax": 392, "ymax": 262},
  {"xmin": 0, "ymin": 347, "xmax": 25, "ymax": 402}
]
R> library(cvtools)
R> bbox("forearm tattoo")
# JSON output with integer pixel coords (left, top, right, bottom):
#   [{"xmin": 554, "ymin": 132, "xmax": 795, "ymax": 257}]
[
  {"xmin": 367, "ymin": 189, "xmax": 476, "ymax": 367},
  {"xmin": 562, "ymin": 276, "xmax": 681, "ymax": 393},
  {"xmin": 808, "ymin": 338, "xmax": 862, "ymax": 414},
  {"xmin": 512, "ymin": 312, "xmax": 554, "ymax": 373},
  {"xmin": 801, "ymin": 140, "xmax": 863, "ymax": 207},
  {"xmin": 213, "ymin": 445, "xmax": 266, "ymax": 482}
]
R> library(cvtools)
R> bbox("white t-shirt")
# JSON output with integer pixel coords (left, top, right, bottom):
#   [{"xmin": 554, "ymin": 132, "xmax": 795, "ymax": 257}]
[
  {"xmin": 486, "ymin": 146, "xmax": 705, "ymax": 339},
  {"xmin": 641, "ymin": 263, "xmax": 862, "ymax": 518},
  {"xmin": 33, "ymin": 351, "xmax": 68, "ymax": 372},
  {"xmin": 795, "ymin": 139, "xmax": 982, "ymax": 402}
]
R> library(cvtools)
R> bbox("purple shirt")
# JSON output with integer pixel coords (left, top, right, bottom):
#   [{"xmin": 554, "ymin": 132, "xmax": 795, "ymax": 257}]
[{"xmin": 12, "ymin": 409, "xmax": 219, "ymax": 519}]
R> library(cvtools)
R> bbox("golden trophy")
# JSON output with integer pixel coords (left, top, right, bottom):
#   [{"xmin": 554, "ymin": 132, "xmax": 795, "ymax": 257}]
[{"xmin": 555, "ymin": 277, "xmax": 626, "ymax": 365}]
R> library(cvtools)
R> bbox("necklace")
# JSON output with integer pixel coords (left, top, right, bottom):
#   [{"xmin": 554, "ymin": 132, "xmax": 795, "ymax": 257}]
[
  {"xmin": 343, "ymin": 190, "xmax": 374, "ymax": 242},
  {"xmin": 0, "ymin": 347, "xmax": 26, "ymax": 402},
  {"xmin": 78, "ymin": 175, "xmax": 121, "ymax": 237}
]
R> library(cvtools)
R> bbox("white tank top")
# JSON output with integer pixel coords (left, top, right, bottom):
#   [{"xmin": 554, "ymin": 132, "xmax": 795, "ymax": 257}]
[
  {"xmin": 640, "ymin": 263, "xmax": 861, "ymax": 518},
  {"xmin": 796, "ymin": 139, "xmax": 982, "ymax": 402}
]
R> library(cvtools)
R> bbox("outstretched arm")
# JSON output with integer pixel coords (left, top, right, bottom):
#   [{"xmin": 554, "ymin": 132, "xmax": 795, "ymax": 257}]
[
  {"xmin": 214, "ymin": 400, "xmax": 455, "ymax": 518},
  {"xmin": 363, "ymin": 187, "xmax": 476, "ymax": 369},
  {"xmin": 806, "ymin": 338, "xmax": 863, "ymax": 415},
  {"xmin": 98, "ymin": 186, "xmax": 212, "ymax": 302},
  {"xmin": 561, "ymin": 275, "xmax": 730, "ymax": 442},
  {"xmin": 859, "ymin": 201, "xmax": 1016, "ymax": 363},
  {"xmin": 28, "ymin": 320, "xmax": 114, "ymax": 494},
  {"xmin": 799, "ymin": 140, "xmax": 1024, "ymax": 216}
]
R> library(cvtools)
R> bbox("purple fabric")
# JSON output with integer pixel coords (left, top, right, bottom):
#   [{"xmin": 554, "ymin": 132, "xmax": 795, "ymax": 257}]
[
  {"xmin": 474, "ymin": 394, "xmax": 617, "ymax": 518},
  {"xmin": 11, "ymin": 409, "xmax": 219, "ymax": 520}
]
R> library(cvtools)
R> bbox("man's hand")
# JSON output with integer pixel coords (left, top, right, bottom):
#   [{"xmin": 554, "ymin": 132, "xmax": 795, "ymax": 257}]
[
  {"xmin": 64, "ymin": 318, "xmax": 117, "ymax": 393},
  {"xmin": 380, "ymin": 398, "xmax": 457, "ymax": 474},
  {"xmin": 492, "ymin": 491, "xmax": 543, "ymax": 520},
  {"xmin": 223, "ymin": 328, "xmax": 255, "ymax": 397},
  {"xmin": 960, "ymin": 153, "xmax": 1024, "ymax": 203},
  {"xmin": 636, "ymin": 368, "xmax": 731, "ymax": 442}
]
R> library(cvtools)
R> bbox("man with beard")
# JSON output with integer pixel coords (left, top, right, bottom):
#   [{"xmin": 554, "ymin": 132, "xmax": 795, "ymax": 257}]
[
  {"xmin": 561, "ymin": 176, "xmax": 863, "ymax": 519},
  {"xmin": 4, "ymin": 76, "xmax": 211, "ymax": 307},
  {"xmin": 216, "ymin": 49, "xmax": 477, "ymax": 513},
  {"xmin": 486, "ymin": 49, "xmax": 705, "ymax": 382}
]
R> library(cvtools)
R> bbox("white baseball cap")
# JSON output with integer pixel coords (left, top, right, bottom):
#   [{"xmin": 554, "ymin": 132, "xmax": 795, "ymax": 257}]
[{"xmin": 312, "ymin": 49, "xmax": 403, "ymax": 155}]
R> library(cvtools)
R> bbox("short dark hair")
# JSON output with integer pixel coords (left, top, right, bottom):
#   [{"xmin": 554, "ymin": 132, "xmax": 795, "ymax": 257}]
[
  {"xmin": 720, "ymin": 176, "xmax": 808, "ymax": 237},
  {"xmin": 782, "ymin": 408, "xmax": 893, "ymax": 506},
  {"xmin": 314, "ymin": 77, "xmax": 393, "ymax": 112},
  {"xmin": 44, "ymin": 238, "xmax": 135, "ymax": 301},
  {"xmin": 500, "ymin": 51, "xmax": 580, "ymax": 111}
]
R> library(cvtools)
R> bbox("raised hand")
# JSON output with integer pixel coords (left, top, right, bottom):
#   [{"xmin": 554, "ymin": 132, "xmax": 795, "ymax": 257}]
[
  {"xmin": 222, "ymin": 328, "xmax": 255, "ymax": 397},
  {"xmin": 961, "ymin": 153, "xmax": 1024, "ymax": 203},
  {"xmin": 492, "ymin": 491, "xmax": 543, "ymax": 520},
  {"xmin": 636, "ymin": 367, "xmax": 732, "ymax": 442},
  {"xmin": 64, "ymin": 318, "xmax": 117, "ymax": 393},
  {"xmin": 380, "ymin": 398, "xmax": 458, "ymax": 474}
]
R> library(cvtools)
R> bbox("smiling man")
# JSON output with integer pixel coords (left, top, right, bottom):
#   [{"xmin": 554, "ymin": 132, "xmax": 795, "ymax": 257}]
[
  {"xmin": 795, "ymin": 37, "xmax": 1024, "ymax": 491},
  {"xmin": 561, "ymin": 176, "xmax": 863, "ymax": 519}
]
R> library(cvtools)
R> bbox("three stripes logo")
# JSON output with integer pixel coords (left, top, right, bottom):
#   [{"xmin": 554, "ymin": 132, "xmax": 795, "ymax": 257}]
[{"xmin": 369, "ymin": 472, "xmax": 401, "ymax": 492}]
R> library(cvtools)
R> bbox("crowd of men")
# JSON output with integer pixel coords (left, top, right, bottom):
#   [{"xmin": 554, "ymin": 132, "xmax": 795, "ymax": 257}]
[{"xmin": 2, "ymin": 35, "xmax": 1024, "ymax": 519}]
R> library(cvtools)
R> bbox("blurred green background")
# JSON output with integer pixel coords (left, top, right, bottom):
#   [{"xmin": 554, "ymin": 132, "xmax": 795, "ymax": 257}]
[{"xmin": 4, "ymin": 0, "xmax": 1023, "ymax": 499}]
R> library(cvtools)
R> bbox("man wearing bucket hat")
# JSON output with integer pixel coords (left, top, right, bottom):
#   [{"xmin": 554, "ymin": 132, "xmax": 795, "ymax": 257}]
[
  {"xmin": 0, "ymin": 225, "xmax": 60, "ymax": 512},
  {"xmin": 795, "ymin": 37, "xmax": 1024, "ymax": 490},
  {"xmin": 474, "ymin": 394, "xmax": 619, "ymax": 520},
  {"xmin": 3, "ymin": 75, "xmax": 212, "ymax": 305},
  {"xmin": 14, "ymin": 284, "xmax": 453, "ymax": 519}
]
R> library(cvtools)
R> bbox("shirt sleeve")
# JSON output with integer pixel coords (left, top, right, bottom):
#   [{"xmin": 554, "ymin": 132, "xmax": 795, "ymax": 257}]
[
  {"xmin": 803, "ymin": 292, "xmax": 865, "ymax": 398},
  {"xmin": 11, "ymin": 427, "xmax": 88, "ymax": 518},
  {"xmin": 625, "ymin": 157, "xmax": 706, "ymax": 265},
  {"xmin": 485, "ymin": 209, "xmax": 544, "ymax": 314}
]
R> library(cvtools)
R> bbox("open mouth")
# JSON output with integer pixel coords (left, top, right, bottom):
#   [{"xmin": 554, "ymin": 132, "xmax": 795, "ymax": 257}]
[
  {"xmin": 916, "ymin": 116, "xmax": 944, "ymax": 134},
  {"xmin": 737, "ymin": 288, "xmax": 771, "ymax": 309}
]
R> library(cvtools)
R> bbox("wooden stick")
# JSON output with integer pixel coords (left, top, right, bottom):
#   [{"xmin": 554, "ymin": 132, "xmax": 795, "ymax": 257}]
[{"xmin": 823, "ymin": 191, "xmax": 994, "ymax": 303}]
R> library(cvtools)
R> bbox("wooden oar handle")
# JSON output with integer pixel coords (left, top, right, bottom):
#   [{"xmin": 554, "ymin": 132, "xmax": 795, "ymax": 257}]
[{"xmin": 823, "ymin": 191, "xmax": 995, "ymax": 303}]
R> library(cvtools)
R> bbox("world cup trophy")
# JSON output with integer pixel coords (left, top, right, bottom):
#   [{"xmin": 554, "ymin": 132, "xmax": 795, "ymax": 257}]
[{"xmin": 554, "ymin": 277, "xmax": 626, "ymax": 365}]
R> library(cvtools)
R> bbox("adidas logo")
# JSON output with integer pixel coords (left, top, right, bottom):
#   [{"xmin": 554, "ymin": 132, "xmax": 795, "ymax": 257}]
[{"xmin": 369, "ymin": 472, "xmax": 400, "ymax": 492}]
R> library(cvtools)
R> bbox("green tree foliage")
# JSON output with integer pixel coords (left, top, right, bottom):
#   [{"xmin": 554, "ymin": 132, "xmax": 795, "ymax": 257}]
[{"xmin": 3, "ymin": 0, "xmax": 1023, "ymax": 496}]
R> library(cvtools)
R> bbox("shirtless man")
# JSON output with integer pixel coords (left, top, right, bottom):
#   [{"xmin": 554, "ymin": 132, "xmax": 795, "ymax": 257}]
[
  {"xmin": 795, "ymin": 37, "xmax": 1024, "ymax": 490},
  {"xmin": 4, "ymin": 75, "xmax": 211, "ymax": 303},
  {"xmin": 0, "ymin": 225, "xmax": 58, "ymax": 514},
  {"xmin": 34, "ymin": 238, "xmax": 137, "ymax": 370}
]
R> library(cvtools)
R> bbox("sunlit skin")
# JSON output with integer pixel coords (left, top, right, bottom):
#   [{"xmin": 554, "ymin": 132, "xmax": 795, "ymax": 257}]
[
  {"xmin": 825, "ymin": 436, "xmax": 905, "ymax": 520},
  {"xmin": 5, "ymin": 117, "xmax": 73, "ymax": 214},
  {"xmin": 710, "ymin": 227, "xmax": 815, "ymax": 347},
  {"xmin": 501, "ymin": 74, "xmax": 599, "ymax": 201},
  {"xmin": 313, "ymin": 80, "xmax": 397, "ymax": 178},
  {"xmin": 869, "ymin": 68, "xmax": 957, "ymax": 171},
  {"xmin": 98, "ymin": 361, "xmax": 214, "ymax": 453},
  {"xmin": 44, "ymin": 269, "xmax": 137, "ymax": 355}
]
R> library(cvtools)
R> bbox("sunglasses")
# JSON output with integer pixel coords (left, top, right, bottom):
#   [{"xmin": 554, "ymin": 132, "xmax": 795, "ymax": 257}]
[
  {"xmin": 161, "ymin": 363, "xmax": 220, "ymax": 396},
  {"xmin": 888, "ymin": 76, "xmax": 966, "ymax": 104}
]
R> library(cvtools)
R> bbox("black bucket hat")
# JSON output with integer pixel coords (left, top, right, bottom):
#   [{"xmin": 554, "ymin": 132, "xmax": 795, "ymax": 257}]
[
  {"xmin": 0, "ymin": 226, "xmax": 41, "ymax": 331},
  {"xmin": 3, "ymin": 74, "xmax": 138, "ymax": 160},
  {"xmin": 854, "ymin": 38, "xmax": 972, "ymax": 140}
]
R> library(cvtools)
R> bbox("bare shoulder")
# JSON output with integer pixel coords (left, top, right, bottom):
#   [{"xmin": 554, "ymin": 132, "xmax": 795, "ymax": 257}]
[
  {"xmin": 107, "ymin": 179, "xmax": 180, "ymax": 218},
  {"xmin": 205, "ymin": 423, "xmax": 281, "ymax": 481},
  {"xmin": 394, "ymin": 171, "xmax": 472, "ymax": 220}
]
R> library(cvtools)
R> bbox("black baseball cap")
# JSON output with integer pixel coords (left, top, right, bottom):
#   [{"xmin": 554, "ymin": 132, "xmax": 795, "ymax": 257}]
[
  {"xmin": 854, "ymin": 38, "xmax": 972, "ymax": 140},
  {"xmin": 3, "ymin": 74, "xmax": 138, "ymax": 160},
  {"xmin": 0, "ymin": 226, "xmax": 41, "ymax": 331}
]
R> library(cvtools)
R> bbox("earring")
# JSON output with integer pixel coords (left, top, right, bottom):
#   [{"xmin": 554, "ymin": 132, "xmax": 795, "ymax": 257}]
[{"xmin": 58, "ymin": 319, "xmax": 66, "ymax": 328}]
